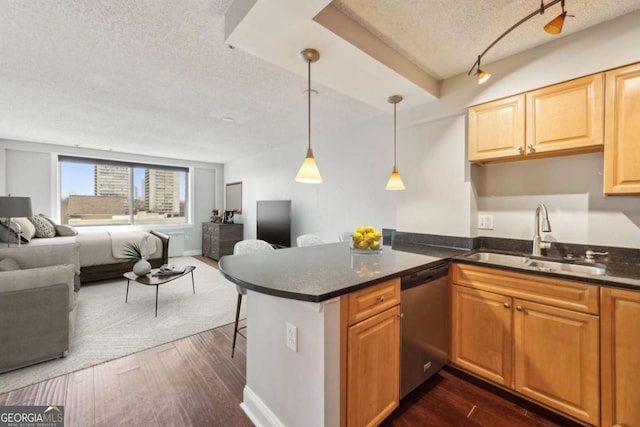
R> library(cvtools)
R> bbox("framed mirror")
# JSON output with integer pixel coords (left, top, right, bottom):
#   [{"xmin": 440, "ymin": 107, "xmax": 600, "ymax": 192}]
[{"xmin": 226, "ymin": 181, "xmax": 242, "ymax": 214}]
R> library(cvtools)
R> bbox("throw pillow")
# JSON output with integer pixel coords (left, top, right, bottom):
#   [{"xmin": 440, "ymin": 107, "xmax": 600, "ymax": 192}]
[
  {"xmin": 55, "ymin": 224, "xmax": 79, "ymax": 236},
  {"xmin": 12, "ymin": 217, "xmax": 36, "ymax": 242},
  {"xmin": 38, "ymin": 213, "xmax": 59, "ymax": 228},
  {"xmin": 0, "ymin": 257, "xmax": 21, "ymax": 271},
  {"xmin": 28, "ymin": 216, "xmax": 56, "ymax": 238}
]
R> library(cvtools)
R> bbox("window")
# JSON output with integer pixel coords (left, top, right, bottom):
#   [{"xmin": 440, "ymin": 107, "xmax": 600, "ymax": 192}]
[{"xmin": 59, "ymin": 156, "xmax": 189, "ymax": 227}]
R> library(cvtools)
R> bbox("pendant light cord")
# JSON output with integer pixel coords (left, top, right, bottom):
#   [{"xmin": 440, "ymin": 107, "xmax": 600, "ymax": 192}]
[
  {"xmin": 393, "ymin": 102, "xmax": 397, "ymax": 167},
  {"xmin": 307, "ymin": 59, "xmax": 311, "ymax": 151}
]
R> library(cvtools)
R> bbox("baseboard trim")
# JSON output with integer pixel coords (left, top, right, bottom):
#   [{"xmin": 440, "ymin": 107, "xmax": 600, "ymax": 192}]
[
  {"xmin": 241, "ymin": 386, "xmax": 285, "ymax": 427},
  {"xmin": 183, "ymin": 249, "xmax": 202, "ymax": 256}
]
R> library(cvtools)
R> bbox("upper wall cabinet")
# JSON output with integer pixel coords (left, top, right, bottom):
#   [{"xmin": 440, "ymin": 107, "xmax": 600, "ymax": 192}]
[
  {"xmin": 604, "ymin": 62, "xmax": 640, "ymax": 195},
  {"xmin": 468, "ymin": 73, "xmax": 604, "ymax": 163},
  {"xmin": 468, "ymin": 95, "xmax": 525, "ymax": 162}
]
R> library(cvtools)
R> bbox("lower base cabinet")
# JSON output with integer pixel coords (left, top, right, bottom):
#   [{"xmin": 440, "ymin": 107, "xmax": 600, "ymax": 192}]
[
  {"xmin": 451, "ymin": 264, "xmax": 600, "ymax": 426},
  {"xmin": 341, "ymin": 279, "xmax": 401, "ymax": 427},
  {"xmin": 601, "ymin": 287, "xmax": 640, "ymax": 427}
]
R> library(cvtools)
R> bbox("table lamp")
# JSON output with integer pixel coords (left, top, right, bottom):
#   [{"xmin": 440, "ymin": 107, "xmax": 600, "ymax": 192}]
[{"xmin": 0, "ymin": 196, "xmax": 33, "ymax": 247}]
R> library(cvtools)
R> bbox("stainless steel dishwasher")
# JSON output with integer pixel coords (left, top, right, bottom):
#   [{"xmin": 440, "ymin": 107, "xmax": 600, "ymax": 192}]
[{"xmin": 400, "ymin": 262, "xmax": 450, "ymax": 398}]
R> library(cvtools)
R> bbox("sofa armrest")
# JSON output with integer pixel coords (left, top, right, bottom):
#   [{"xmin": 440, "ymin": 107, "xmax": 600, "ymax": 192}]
[
  {"xmin": 0, "ymin": 265, "xmax": 75, "ymax": 373},
  {"xmin": 150, "ymin": 230, "xmax": 170, "ymax": 264},
  {"xmin": 0, "ymin": 243, "xmax": 81, "ymax": 274},
  {"xmin": 0, "ymin": 264, "xmax": 76, "ymax": 311}
]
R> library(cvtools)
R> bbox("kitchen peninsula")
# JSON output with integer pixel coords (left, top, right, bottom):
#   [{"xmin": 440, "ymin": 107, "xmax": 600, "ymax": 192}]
[{"xmin": 218, "ymin": 242, "xmax": 464, "ymax": 427}]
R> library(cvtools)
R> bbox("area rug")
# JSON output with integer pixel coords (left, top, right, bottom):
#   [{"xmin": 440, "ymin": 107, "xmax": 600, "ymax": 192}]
[{"xmin": 0, "ymin": 256, "xmax": 243, "ymax": 394}]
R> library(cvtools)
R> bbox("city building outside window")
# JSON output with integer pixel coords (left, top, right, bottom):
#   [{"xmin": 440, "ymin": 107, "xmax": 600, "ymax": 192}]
[{"xmin": 59, "ymin": 156, "xmax": 189, "ymax": 226}]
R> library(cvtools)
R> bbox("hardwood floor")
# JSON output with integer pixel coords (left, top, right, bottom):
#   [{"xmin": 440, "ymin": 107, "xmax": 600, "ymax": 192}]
[{"xmin": 0, "ymin": 253, "xmax": 581, "ymax": 427}]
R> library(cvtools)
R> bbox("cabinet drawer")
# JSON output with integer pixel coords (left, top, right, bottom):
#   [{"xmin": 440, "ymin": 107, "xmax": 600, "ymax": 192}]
[
  {"xmin": 348, "ymin": 278, "xmax": 400, "ymax": 326},
  {"xmin": 452, "ymin": 263, "xmax": 599, "ymax": 315}
]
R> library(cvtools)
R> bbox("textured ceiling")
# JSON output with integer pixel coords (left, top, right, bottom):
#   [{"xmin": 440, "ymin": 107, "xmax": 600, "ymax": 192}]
[
  {"xmin": 1, "ymin": 1, "xmax": 639, "ymax": 164},
  {"xmin": 332, "ymin": 0, "xmax": 640, "ymax": 80}
]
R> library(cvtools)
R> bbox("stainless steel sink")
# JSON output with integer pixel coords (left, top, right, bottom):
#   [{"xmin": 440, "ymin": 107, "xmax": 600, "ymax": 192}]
[{"xmin": 463, "ymin": 252, "xmax": 606, "ymax": 276}]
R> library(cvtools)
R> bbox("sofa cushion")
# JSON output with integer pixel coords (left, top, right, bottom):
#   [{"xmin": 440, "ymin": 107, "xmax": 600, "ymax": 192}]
[
  {"xmin": 28, "ymin": 216, "xmax": 56, "ymax": 238},
  {"xmin": 0, "ymin": 257, "xmax": 21, "ymax": 271},
  {"xmin": 55, "ymin": 224, "xmax": 79, "ymax": 236}
]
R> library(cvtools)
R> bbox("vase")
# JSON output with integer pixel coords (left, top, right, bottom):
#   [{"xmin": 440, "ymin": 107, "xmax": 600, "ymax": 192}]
[{"xmin": 133, "ymin": 258, "xmax": 152, "ymax": 276}]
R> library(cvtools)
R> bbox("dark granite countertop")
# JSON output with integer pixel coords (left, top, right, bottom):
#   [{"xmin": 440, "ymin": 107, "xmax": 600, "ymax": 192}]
[
  {"xmin": 218, "ymin": 242, "xmax": 467, "ymax": 302},
  {"xmin": 452, "ymin": 249, "xmax": 640, "ymax": 291}
]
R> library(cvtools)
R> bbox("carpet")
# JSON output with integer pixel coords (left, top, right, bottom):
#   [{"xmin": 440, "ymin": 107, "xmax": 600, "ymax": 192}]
[{"xmin": 0, "ymin": 256, "xmax": 243, "ymax": 394}]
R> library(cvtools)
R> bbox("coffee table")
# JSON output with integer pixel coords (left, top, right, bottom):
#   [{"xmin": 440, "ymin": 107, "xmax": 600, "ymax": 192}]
[{"xmin": 124, "ymin": 266, "xmax": 196, "ymax": 317}]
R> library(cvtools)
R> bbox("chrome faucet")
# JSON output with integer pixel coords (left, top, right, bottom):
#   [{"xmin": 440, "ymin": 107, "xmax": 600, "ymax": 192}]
[{"xmin": 532, "ymin": 204, "xmax": 552, "ymax": 256}]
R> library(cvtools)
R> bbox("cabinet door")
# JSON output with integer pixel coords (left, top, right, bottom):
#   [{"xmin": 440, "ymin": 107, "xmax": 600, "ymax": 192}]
[
  {"xmin": 604, "ymin": 62, "xmax": 640, "ymax": 194},
  {"xmin": 601, "ymin": 287, "xmax": 640, "ymax": 427},
  {"xmin": 513, "ymin": 299, "xmax": 599, "ymax": 425},
  {"xmin": 347, "ymin": 305, "xmax": 400, "ymax": 427},
  {"xmin": 526, "ymin": 74, "xmax": 604, "ymax": 155},
  {"xmin": 468, "ymin": 95, "xmax": 525, "ymax": 162},
  {"xmin": 451, "ymin": 285, "xmax": 512, "ymax": 386}
]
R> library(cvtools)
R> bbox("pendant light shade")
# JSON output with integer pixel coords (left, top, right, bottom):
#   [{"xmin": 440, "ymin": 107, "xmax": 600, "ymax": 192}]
[
  {"xmin": 296, "ymin": 148, "xmax": 322, "ymax": 183},
  {"xmin": 477, "ymin": 69, "xmax": 492, "ymax": 85},
  {"xmin": 295, "ymin": 48, "xmax": 322, "ymax": 184},
  {"xmin": 544, "ymin": 11, "xmax": 567, "ymax": 34},
  {"xmin": 385, "ymin": 95, "xmax": 405, "ymax": 191}
]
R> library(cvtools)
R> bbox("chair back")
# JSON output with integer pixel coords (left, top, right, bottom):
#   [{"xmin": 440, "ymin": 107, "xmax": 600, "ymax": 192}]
[
  {"xmin": 338, "ymin": 231, "xmax": 353, "ymax": 242},
  {"xmin": 233, "ymin": 239, "xmax": 275, "ymax": 255},
  {"xmin": 296, "ymin": 234, "xmax": 324, "ymax": 247}
]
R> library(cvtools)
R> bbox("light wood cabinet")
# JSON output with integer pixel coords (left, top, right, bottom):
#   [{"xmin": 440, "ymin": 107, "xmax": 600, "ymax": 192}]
[
  {"xmin": 526, "ymin": 73, "xmax": 604, "ymax": 155},
  {"xmin": 604, "ymin": 62, "xmax": 640, "ymax": 194},
  {"xmin": 468, "ymin": 73, "xmax": 604, "ymax": 163},
  {"xmin": 341, "ymin": 279, "xmax": 401, "ymax": 427},
  {"xmin": 601, "ymin": 287, "xmax": 640, "ymax": 427},
  {"xmin": 451, "ymin": 263, "xmax": 600, "ymax": 425},
  {"xmin": 451, "ymin": 285, "xmax": 512, "ymax": 386},
  {"xmin": 513, "ymin": 299, "xmax": 599, "ymax": 423},
  {"xmin": 468, "ymin": 95, "xmax": 525, "ymax": 162}
]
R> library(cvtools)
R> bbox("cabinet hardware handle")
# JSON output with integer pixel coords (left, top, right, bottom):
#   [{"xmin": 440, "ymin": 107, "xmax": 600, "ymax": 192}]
[
  {"xmin": 377, "ymin": 295, "xmax": 385, "ymax": 303},
  {"xmin": 398, "ymin": 313, "xmax": 404, "ymax": 318},
  {"xmin": 517, "ymin": 146, "xmax": 524, "ymax": 153},
  {"xmin": 527, "ymin": 144, "xmax": 535, "ymax": 152},
  {"xmin": 516, "ymin": 305, "xmax": 523, "ymax": 311},
  {"xmin": 503, "ymin": 303, "xmax": 510, "ymax": 309}
]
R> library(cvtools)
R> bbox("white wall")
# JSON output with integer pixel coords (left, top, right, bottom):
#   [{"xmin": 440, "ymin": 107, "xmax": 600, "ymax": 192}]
[
  {"xmin": 395, "ymin": 10, "xmax": 640, "ymax": 248},
  {"xmin": 0, "ymin": 139, "xmax": 224, "ymax": 253},
  {"xmin": 225, "ymin": 117, "xmax": 398, "ymax": 245},
  {"xmin": 225, "ymin": 11, "xmax": 640, "ymax": 250}
]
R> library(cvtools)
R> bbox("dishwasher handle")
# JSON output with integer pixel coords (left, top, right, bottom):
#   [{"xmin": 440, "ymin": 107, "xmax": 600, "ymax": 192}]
[{"xmin": 401, "ymin": 263, "xmax": 449, "ymax": 290}]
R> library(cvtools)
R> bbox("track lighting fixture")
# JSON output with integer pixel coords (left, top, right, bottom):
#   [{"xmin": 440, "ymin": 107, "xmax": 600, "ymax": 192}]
[{"xmin": 468, "ymin": 0, "xmax": 573, "ymax": 84}]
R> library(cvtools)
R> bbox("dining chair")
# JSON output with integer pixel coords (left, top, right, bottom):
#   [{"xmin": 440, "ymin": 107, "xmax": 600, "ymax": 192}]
[
  {"xmin": 296, "ymin": 234, "xmax": 324, "ymax": 247},
  {"xmin": 231, "ymin": 239, "xmax": 275, "ymax": 357}
]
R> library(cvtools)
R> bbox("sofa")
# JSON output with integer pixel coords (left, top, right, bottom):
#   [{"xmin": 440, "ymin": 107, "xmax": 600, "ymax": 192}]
[
  {"xmin": 0, "ymin": 243, "xmax": 79, "ymax": 373},
  {"xmin": 1, "ymin": 217, "xmax": 170, "ymax": 283}
]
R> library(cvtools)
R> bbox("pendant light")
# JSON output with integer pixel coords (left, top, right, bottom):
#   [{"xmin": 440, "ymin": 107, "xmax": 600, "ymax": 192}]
[
  {"xmin": 385, "ymin": 95, "xmax": 405, "ymax": 191},
  {"xmin": 295, "ymin": 48, "xmax": 322, "ymax": 184},
  {"xmin": 544, "ymin": 0, "xmax": 569, "ymax": 35}
]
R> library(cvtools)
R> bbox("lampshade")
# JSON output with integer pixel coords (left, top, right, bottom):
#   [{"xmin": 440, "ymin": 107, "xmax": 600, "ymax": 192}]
[
  {"xmin": 295, "ymin": 148, "xmax": 322, "ymax": 183},
  {"xmin": 385, "ymin": 166, "xmax": 406, "ymax": 191},
  {"xmin": 0, "ymin": 196, "xmax": 33, "ymax": 218},
  {"xmin": 295, "ymin": 48, "xmax": 322, "ymax": 184},
  {"xmin": 477, "ymin": 69, "xmax": 491, "ymax": 84},
  {"xmin": 544, "ymin": 12, "xmax": 566, "ymax": 34}
]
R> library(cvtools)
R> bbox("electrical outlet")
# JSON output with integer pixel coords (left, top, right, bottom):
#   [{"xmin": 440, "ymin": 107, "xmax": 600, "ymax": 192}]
[
  {"xmin": 478, "ymin": 214, "xmax": 494, "ymax": 230},
  {"xmin": 286, "ymin": 322, "xmax": 297, "ymax": 352}
]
